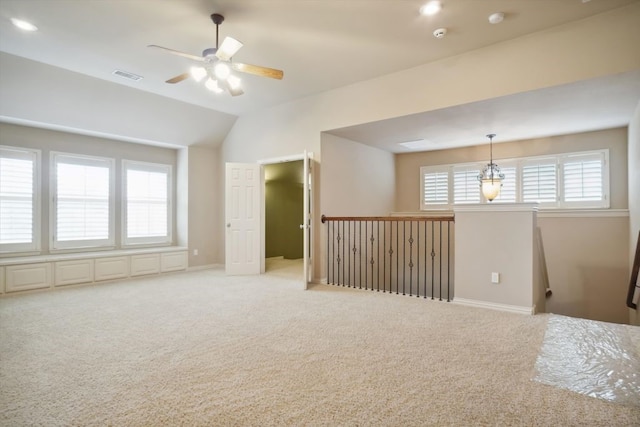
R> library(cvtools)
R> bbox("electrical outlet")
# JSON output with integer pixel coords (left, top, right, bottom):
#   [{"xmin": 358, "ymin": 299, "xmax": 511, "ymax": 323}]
[
  {"xmin": 193, "ymin": 249, "xmax": 199, "ymax": 256},
  {"xmin": 491, "ymin": 272, "xmax": 500, "ymax": 284}
]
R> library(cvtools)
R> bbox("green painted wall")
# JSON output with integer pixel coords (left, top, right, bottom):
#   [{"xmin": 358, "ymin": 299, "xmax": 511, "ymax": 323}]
[{"xmin": 265, "ymin": 161, "xmax": 304, "ymax": 259}]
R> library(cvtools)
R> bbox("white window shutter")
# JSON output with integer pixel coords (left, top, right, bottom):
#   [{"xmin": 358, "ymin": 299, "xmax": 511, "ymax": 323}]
[
  {"xmin": 522, "ymin": 160, "xmax": 557, "ymax": 204},
  {"xmin": 0, "ymin": 148, "xmax": 36, "ymax": 248},
  {"xmin": 491, "ymin": 165, "xmax": 517, "ymax": 203},
  {"xmin": 453, "ymin": 168, "xmax": 480, "ymax": 204},
  {"xmin": 123, "ymin": 160, "xmax": 171, "ymax": 245},
  {"xmin": 52, "ymin": 153, "xmax": 114, "ymax": 250},
  {"xmin": 562, "ymin": 153, "xmax": 603, "ymax": 202},
  {"xmin": 422, "ymin": 170, "xmax": 448, "ymax": 205}
]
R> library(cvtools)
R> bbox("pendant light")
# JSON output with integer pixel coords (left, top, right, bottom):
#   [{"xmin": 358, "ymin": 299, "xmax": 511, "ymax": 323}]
[{"xmin": 477, "ymin": 133, "xmax": 505, "ymax": 202}]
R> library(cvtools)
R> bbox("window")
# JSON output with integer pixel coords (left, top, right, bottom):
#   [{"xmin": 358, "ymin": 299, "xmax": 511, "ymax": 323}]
[
  {"xmin": 123, "ymin": 160, "xmax": 172, "ymax": 246},
  {"xmin": 0, "ymin": 146, "xmax": 40, "ymax": 253},
  {"xmin": 492, "ymin": 164, "xmax": 517, "ymax": 203},
  {"xmin": 522, "ymin": 158, "xmax": 557, "ymax": 205},
  {"xmin": 453, "ymin": 167, "xmax": 481, "ymax": 204},
  {"xmin": 421, "ymin": 167, "xmax": 448, "ymax": 208},
  {"xmin": 51, "ymin": 153, "xmax": 114, "ymax": 250},
  {"xmin": 560, "ymin": 151, "xmax": 608, "ymax": 208},
  {"xmin": 420, "ymin": 149, "xmax": 609, "ymax": 210}
]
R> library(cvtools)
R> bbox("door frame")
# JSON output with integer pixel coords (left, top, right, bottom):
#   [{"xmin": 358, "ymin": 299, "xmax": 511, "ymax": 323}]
[{"xmin": 258, "ymin": 152, "xmax": 313, "ymax": 286}]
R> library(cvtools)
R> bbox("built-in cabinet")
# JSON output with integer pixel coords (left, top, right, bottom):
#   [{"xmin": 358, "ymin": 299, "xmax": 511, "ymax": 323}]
[{"xmin": 0, "ymin": 248, "xmax": 188, "ymax": 294}]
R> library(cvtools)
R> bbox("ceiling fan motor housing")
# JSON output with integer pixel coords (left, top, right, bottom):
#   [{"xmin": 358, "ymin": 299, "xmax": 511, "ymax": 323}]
[
  {"xmin": 202, "ymin": 47, "xmax": 218, "ymax": 58},
  {"xmin": 211, "ymin": 14, "xmax": 224, "ymax": 25}
]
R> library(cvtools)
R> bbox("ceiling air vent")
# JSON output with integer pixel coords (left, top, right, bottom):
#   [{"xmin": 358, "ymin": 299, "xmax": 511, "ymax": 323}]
[{"xmin": 112, "ymin": 70, "xmax": 143, "ymax": 81}]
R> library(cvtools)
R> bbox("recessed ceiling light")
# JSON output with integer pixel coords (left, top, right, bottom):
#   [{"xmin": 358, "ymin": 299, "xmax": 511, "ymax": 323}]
[
  {"xmin": 420, "ymin": 1, "xmax": 442, "ymax": 16},
  {"xmin": 488, "ymin": 12, "xmax": 505, "ymax": 24},
  {"xmin": 11, "ymin": 18, "xmax": 38, "ymax": 32}
]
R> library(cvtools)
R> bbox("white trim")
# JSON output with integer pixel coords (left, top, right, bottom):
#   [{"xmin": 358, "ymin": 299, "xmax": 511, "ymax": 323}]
[
  {"xmin": 538, "ymin": 209, "xmax": 629, "ymax": 218},
  {"xmin": 122, "ymin": 160, "xmax": 173, "ymax": 247},
  {"xmin": 0, "ymin": 145, "xmax": 41, "ymax": 253},
  {"xmin": 50, "ymin": 151, "xmax": 115, "ymax": 250},
  {"xmin": 453, "ymin": 203, "xmax": 539, "ymax": 213},
  {"xmin": 258, "ymin": 153, "xmax": 306, "ymax": 165},
  {"xmin": 453, "ymin": 297, "xmax": 534, "ymax": 315},
  {"xmin": 187, "ymin": 263, "xmax": 221, "ymax": 272},
  {"xmin": 0, "ymin": 246, "xmax": 188, "ymax": 267},
  {"xmin": 394, "ymin": 209, "xmax": 628, "ymax": 218}
]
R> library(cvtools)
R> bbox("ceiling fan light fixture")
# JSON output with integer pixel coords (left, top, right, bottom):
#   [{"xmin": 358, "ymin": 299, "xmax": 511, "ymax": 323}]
[
  {"xmin": 213, "ymin": 62, "xmax": 231, "ymax": 80},
  {"xmin": 227, "ymin": 75, "xmax": 242, "ymax": 90},
  {"xmin": 190, "ymin": 66, "xmax": 207, "ymax": 82},
  {"xmin": 205, "ymin": 78, "xmax": 223, "ymax": 93}
]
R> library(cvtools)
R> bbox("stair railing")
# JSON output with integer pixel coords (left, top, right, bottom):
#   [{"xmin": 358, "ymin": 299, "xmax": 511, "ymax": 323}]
[
  {"xmin": 321, "ymin": 214, "xmax": 454, "ymax": 301},
  {"xmin": 626, "ymin": 231, "xmax": 640, "ymax": 310}
]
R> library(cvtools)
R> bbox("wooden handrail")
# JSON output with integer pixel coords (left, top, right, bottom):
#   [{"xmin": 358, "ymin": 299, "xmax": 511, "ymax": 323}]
[
  {"xmin": 626, "ymin": 230, "xmax": 640, "ymax": 310},
  {"xmin": 321, "ymin": 215, "xmax": 454, "ymax": 223}
]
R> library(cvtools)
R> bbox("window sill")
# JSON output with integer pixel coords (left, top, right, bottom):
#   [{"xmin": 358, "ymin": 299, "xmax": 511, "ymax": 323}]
[{"xmin": 414, "ymin": 208, "xmax": 628, "ymax": 218}]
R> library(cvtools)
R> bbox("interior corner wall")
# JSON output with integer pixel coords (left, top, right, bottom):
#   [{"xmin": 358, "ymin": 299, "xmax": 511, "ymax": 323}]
[
  {"xmin": 0, "ymin": 122, "xmax": 177, "ymax": 253},
  {"xmin": 628, "ymin": 100, "xmax": 640, "ymax": 326},
  {"xmin": 187, "ymin": 145, "xmax": 220, "ymax": 268},
  {"xmin": 395, "ymin": 128, "xmax": 629, "ymax": 212},
  {"xmin": 219, "ymin": 4, "xmax": 640, "ymax": 281},
  {"xmin": 320, "ymin": 134, "xmax": 395, "ymax": 217}
]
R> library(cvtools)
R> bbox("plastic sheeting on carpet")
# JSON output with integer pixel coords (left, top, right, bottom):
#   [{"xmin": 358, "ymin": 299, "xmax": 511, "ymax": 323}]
[{"xmin": 533, "ymin": 314, "xmax": 640, "ymax": 407}]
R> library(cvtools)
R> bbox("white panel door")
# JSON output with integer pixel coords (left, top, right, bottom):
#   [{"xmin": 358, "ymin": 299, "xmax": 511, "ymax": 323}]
[
  {"xmin": 226, "ymin": 163, "xmax": 261, "ymax": 275},
  {"xmin": 302, "ymin": 151, "xmax": 314, "ymax": 289}
]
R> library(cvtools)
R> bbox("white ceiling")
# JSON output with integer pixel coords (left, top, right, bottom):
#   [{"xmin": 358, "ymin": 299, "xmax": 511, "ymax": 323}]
[{"xmin": 0, "ymin": 0, "xmax": 639, "ymax": 151}]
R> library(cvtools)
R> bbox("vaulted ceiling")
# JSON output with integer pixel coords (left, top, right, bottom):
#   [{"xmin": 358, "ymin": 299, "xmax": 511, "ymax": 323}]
[{"xmin": 1, "ymin": 0, "xmax": 639, "ymax": 150}]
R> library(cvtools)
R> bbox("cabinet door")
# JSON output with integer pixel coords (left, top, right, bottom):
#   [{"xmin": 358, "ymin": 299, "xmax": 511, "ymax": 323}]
[
  {"xmin": 130, "ymin": 254, "xmax": 160, "ymax": 276},
  {"xmin": 161, "ymin": 251, "xmax": 188, "ymax": 272},
  {"xmin": 6, "ymin": 263, "xmax": 52, "ymax": 292},
  {"xmin": 55, "ymin": 259, "xmax": 94, "ymax": 286},
  {"xmin": 95, "ymin": 257, "xmax": 129, "ymax": 282}
]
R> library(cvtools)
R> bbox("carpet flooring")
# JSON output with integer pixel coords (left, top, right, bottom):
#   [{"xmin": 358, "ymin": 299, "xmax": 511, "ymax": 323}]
[{"xmin": 1, "ymin": 268, "xmax": 639, "ymax": 426}]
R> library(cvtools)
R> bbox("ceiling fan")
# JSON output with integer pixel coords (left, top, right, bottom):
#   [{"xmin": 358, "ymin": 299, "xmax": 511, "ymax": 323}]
[{"xmin": 148, "ymin": 13, "xmax": 284, "ymax": 97}]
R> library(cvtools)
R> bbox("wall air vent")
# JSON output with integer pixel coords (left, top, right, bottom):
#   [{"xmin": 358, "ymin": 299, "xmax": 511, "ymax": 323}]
[{"xmin": 112, "ymin": 70, "xmax": 144, "ymax": 81}]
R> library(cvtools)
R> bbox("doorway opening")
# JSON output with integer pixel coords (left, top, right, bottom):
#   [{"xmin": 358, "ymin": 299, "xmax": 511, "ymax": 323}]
[{"xmin": 263, "ymin": 159, "xmax": 304, "ymax": 279}]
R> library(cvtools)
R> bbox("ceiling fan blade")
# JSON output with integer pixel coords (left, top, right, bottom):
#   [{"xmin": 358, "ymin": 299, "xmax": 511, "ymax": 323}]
[
  {"xmin": 166, "ymin": 73, "xmax": 190, "ymax": 84},
  {"xmin": 231, "ymin": 62, "xmax": 284, "ymax": 80},
  {"xmin": 147, "ymin": 45, "xmax": 205, "ymax": 62},
  {"xmin": 216, "ymin": 37, "xmax": 243, "ymax": 61}
]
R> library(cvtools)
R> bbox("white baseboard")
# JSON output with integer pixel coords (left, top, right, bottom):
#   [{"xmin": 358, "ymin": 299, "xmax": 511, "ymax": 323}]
[
  {"xmin": 453, "ymin": 297, "xmax": 534, "ymax": 315},
  {"xmin": 187, "ymin": 263, "xmax": 222, "ymax": 272}
]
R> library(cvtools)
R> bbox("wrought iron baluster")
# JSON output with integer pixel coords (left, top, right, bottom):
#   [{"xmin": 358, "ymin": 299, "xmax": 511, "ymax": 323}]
[
  {"xmin": 431, "ymin": 221, "xmax": 435, "ymax": 300},
  {"xmin": 439, "ymin": 221, "xmax": 443, "ymax": 301},
  {"xmin": 447, "ymin": 221, "xmax": 451, "ymax": 302}
]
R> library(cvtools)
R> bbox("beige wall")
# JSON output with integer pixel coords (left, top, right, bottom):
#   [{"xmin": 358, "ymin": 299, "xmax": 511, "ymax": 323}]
[
  {"xmin": 221, "ymin": 5, "xmax": 640, "ymax": 281},
  {"xmin": 265, "ymin": 161, "xmax": 304, "ymax": 259},
  {"xmin": 0, "ymin": 123, "xmax": 178, "ymax": 253},
  {"xmin": 454, "ymin": 206, "xmax": 539, "ymax": 313},
  {"xmin": 394, "ymin": 128, "xmax": 631, "ymax": 323},
  {"xmin": 321, "ymin": 134, "xmax": 395, "ymax": 217},
  {"xmin": 540, "ymin": 216, "xmax": 630, "ymax": 324},
  {"xmin": 395, "ymin": 128, "xmax": 629, "ymax": 211},
  {"xmin": 187, "ymin": 145, "xmax": 220, "ymax": 268}
]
